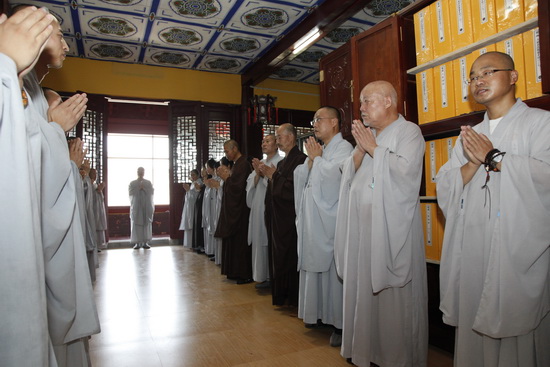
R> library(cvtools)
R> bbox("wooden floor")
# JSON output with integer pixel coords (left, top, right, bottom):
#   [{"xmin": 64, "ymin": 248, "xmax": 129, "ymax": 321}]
[{"xmin": 90, "ymin": 244, "xmax": 453, "ymax": 367}]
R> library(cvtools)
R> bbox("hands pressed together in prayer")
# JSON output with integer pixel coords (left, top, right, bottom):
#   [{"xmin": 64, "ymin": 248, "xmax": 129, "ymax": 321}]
[
  {"xmin": 460, "ymin": 125, "xmax": 494, "ymax": 166},
  {"xmin": 97, "ymin": 182, "xmax": 105, "ymax": 192},
  {"xmin": 217, "ymin": 165, "xmax": 231, "ymax": 181},
  {"xmin": 205, "ymin": 178, "xmax": 220, "ymax": 189},
  {"xmin": 81, "ymin": 159, "xmax": 90, "ymax": 175},
  {"xmin": 48, "ymin": 93, "xmax": 88, "ymax": 132},
  {"xmin": 304, "ymin": 136, "xmax": 322, "ymax": 169},
  {"xmin": 351, "ymin": 119, "xmax": 378, "ymax": 157},
  {"xmin": 258, "ymin": 161, "xmax": 276, "ymax": 180},
  {"xmin": 459, "ymin": 125, "xmax": 497, "ymax": 186},
  {"xmin": 182, "ymin": 183, "xmax": 191, "ymax": 192},
  {"xmin": 252, "ymin": 158, "xmax": 263, "ymax": 176},
  {"xmin": 0, "ymin": 7, "xmax": 53, "ymax": 75},
  {"xmin": 251, "ymin": 158, "xmax": 263, "ymax": 186},
  {"xmin": 69, "ymin": 138, "xmax": 86, "ymax": 166}
]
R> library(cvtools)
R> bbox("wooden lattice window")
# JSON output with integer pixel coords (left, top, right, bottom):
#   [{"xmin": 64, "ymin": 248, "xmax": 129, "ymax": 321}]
[
  {"xmin": 81, "ymin": 109, "xmax": 104, "ymax": 182},
  {"xmin": 207, "ymin": 120, "xmax": 231, "ymax": 161},
  {"xmin": 172, "ymin": 115, "xmax": 197, "ymax": 183}
]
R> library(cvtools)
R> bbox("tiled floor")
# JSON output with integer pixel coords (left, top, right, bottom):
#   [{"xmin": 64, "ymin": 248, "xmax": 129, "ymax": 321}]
[{"xmin": 90, "ymin": 244, "xmax": 453, "ymax": 366}]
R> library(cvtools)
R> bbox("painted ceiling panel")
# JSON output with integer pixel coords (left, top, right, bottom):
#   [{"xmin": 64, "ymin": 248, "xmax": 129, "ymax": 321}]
[
  {"xmin": 8, "ymin": 0, "xmax": 415, "ymax": 84},
  {"xmin": 142, "ymin": 46, "xmax": 200, "ymax": 68}
]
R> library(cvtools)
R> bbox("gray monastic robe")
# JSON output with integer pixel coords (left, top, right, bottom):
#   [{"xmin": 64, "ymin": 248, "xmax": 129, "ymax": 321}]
[
  {"xmin": 203, "ymin": 175, "xmax": 221, "ymax": 256},
  {"xmin": 246, "ymin": 152, "xmax": 282, "ymax": 282},
  {"xmin": 82, "ymin": 175, "xmax": 98, "ymax": 282},
  {"xmin": 92, "ymin": 182, "xmax": 108, "ymax": 249},
  {"xmin": 294, "ymin": 133, "xmax": 352, "ymax": 327},
  {"xmin": 437, "ymin": 99, "xmax": 550, "ymax": 367},
  {"xmin": 24, "ymin": 69, "xmax": 100, "ymax": 366},
  {"xmin": 129, "ymin": 178, "xmax": 154, "ymax": 244},
  {"xmin": 334, "ymin": 116, "xmax": 428, "ymax": 367},
  {"xmin": 180, "ymin": 179, "xmax": 200, "ymax": 248},
  {"xmin": 0, "ymin": 53, "xmax": 56, "ymax": 367}
]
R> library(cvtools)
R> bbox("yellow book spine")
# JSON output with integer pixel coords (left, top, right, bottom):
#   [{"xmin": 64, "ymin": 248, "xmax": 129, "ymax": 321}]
[
  {"xmin": 431, "ymin": 0, "xmax": 453, "ymax": 58},
  {"xmin": 453, "ymin": 55, "xmax": 475, "ymax": 116},
  {"xmin": 471, "ymin": 0, "xmax": 497, "ymax": 42},
  {"xmin": 414, "ymin": 7, "xmax": 434, "ymax": 64},
  {"xmin": 424, "ymin": 140, "xmax": 437, "ymax": 197},
  {"xmin": 495, "ymin": 0, "xmax": 524, "ymax": 32},
  {"xmin": 434, "ymin": 62, "xmax": 456, "ymax": 120},
  {"xmin": 496, "ymin": 35, "xmax": 527, "ymax": 101},
  {"xmin": 416, "ymin": 70, "xmax": 436, "ymax": 124},
  {"xmin": 450, "ymin": 0, "xmax": 474, "ymax": 50},
  {"xmin": 524, "ymin": 0, "xmax": 538, "ymax": 20},
  {"xmin": 422, "ymin": 203, "xmax": 439, "ymax": 261},
  {"xmin": 524, "ymin": 28, "xmax": 543, "ymax": 99}
]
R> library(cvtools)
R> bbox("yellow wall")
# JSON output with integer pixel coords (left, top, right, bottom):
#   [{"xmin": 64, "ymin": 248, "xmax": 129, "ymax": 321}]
[
  {"xmin": 252, "ymin": 79, "xmax": 320, "ymax": 111},
  {"xmin": 43, "ymin": 57, "xmax": 320, "ymax": 111}
]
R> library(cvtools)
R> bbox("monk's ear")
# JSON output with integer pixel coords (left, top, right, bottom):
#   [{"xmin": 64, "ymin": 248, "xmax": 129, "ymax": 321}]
[
  {"xmin": 331, "ymin": 117, "xmax": 338, "ymax": 129},
  {"xmin": 384, "ymin": 96, "xmax": 392, "ymax": 109},
  {"xmin": 510, "ymin": 70, "xmax": 519, "ymax": 85}
]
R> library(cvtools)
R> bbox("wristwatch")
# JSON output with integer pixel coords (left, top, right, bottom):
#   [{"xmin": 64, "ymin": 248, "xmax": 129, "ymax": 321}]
[{"xmin": 489, "ymin": 153, "xmax": 504, "ymax": 171}]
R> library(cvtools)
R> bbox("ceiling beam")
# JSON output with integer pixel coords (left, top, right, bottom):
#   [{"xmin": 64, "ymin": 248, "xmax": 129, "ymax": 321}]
[{"xmin": 241, "ymin": 0, "xmax": 370, "ymax": 86}]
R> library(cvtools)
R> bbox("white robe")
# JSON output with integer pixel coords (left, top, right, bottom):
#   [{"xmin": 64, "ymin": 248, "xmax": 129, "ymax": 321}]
[
  {"xmin": 129, "ymin": 178, "xmax": 154, "ymax": 244},
  {"xmin": 0, "ymin": 53, "xmax": 56, "ymax": 367},
  {"xmin": 246, "ymin": 152, "xmax": 282, "ymax": 282},
  {"xmin": 25, "ymin": 69, "xmax": 100, "ymax": 366},
  {"xmin": 82, "ymin": 176, "xmax": 98, "ymax": 282},
  {"xmin": 334, "ymin": 115, "xmax": 428, "ymax": 367},
  {"xmin": 179, "ymin": 179, "xmax": 200, "ymax": 248},
  {"xmin": 294, "ymin": 133, "xmax": 352, "ymax": 327},
  {"xmin": 203, "ymin": 175, "xmax": 221, "ymax": 255},
  {"xmin": 436, "ymin": 99, "xmax": 550, "ymax": 367},
  {"xmin": 92, "ymin": 183, "xmax": 108, "ymax": 249}
]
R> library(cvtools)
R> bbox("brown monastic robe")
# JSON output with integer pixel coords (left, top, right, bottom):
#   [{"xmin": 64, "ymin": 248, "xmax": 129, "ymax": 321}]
[
  {"xmin": 215, "ymin": 155, "xmax": 253, "ymax": 280},
  {"xmin": 265, "ymin": 145, "xmax": 307, "ymax": 306}
]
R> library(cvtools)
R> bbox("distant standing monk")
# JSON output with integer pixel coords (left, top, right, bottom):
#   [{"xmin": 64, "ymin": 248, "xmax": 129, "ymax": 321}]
[{"xmin": 129, "ymin": 167, "xmax": 154, "ymax": 249}]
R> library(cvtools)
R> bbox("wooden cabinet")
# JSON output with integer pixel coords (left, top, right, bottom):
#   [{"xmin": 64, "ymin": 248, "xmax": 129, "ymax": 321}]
[
  {"xmin": 320, "ymin": 42, "xmax": 353, "ymax": 140},
  {"xmin": 351, "ymin": 15, "xmax": 416, "ymax": 123},
  {"xmin": 320, "ymin": 16, "xmax": 416, "ymax": 141}
]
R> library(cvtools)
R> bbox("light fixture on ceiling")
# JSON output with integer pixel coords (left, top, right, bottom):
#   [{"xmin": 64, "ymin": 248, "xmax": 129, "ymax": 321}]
[
  {"xmin": 292, "ymin": 27, "xmax": 321, "ymax": 55},
  {"xmin": 105, "ymin": 97, "xmax": 169, "ymax": 106}
]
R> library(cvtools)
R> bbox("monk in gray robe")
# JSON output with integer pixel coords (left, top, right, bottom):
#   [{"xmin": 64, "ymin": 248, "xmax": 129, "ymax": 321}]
[
  {"xmin": 0, "ymin": 8, "xmax": 56, "ymax": 366},
  {"xmin": 21, "ymin": 9, "xmax": 100, "ymax": 366},
  {"xmin": 437, "ymin": 51, "xmax": 550, "ymax": 367},
  {"xmin": 246, "ymin": 134, "xmax": 282, "ymax": 286},
  {"xmin": 294, "ymin": 106, "xmax": 353, "ymax": 347},
  {"xmin": 180, "ymin": 169, "xmax": 200, "ymax": 248},
  {"xmin": 129, "ymin": 167, "xmax": 154, "ymax": 249},
  {"xmin": 334, "ymin": 81, "xmax": 428, "ymax": 367},
  {"xmin": 80, "ymin": 159, "xmax": 98, "ymax": 281},
  {"xmin": 89, "ymin": 168, "xmax": 108, "ymax": 250},
  {"xmin": 260, "ymin": 123, "xmax": 307, "ymax": 307}
]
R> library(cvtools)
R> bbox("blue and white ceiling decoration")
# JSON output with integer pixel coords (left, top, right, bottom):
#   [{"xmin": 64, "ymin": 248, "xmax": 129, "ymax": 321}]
[{"xmin": 9, "ymin": 0, "xmax": 414, "ymax": 84}]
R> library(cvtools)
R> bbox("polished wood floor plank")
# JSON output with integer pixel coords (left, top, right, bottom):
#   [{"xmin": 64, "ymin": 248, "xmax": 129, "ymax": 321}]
[{"xmin": 90, "ymin": 244, "xmax": 452, "ymax": 367}]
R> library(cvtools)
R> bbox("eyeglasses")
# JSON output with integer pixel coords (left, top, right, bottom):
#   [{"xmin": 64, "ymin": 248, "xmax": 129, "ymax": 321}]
[
  {"xmin": 310, "ymin": 117, "xmax": 331, "ymax": 126},
  {"xmin": 466, "ymin": 69, "xmax": 512, "ymax": 85}
]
